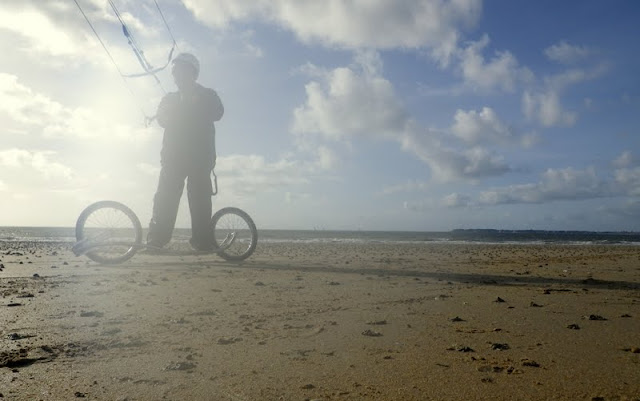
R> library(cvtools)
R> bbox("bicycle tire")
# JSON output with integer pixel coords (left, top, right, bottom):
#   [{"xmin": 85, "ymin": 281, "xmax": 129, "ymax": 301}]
[
  {"xmin": 212, "ymin": 207, "xmax": 257, "ymax": 261},
  {"xmin": 75, "ymin": 201, "xmax": 143, "ymax": 264}
]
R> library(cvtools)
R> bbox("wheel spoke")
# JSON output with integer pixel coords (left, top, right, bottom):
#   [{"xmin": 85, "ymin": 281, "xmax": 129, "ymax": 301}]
[
  {"xmin": 212, "ymin": 208, "xmax": 257, "ymax": 261},
  {"xmin": 76, "ymin": 201, "xmax": 142, "ymax": 264}
]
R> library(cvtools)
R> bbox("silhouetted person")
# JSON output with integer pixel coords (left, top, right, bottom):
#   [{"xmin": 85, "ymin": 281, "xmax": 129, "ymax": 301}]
[{"xmin": 147, "ymin": 53, "xmax": 224, "ymax": 251}]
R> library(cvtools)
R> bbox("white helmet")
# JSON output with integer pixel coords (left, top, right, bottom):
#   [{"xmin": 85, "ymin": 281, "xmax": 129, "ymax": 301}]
[{"xmin": 172, "ymin": 52, "xmax": 200, "ymax": 77}]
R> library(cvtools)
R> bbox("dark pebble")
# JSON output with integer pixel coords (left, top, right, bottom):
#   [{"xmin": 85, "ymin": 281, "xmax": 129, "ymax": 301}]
[
  {"xmin": 521, "ymin": 359, "xmax": 540, "ymax": 367},
  {"xmin": 164, "ymin": 362, "xmax": 196, "ymax": 371},
  {"xmin": 448, "ymin": 345, "xmax": 474, "ymax": 352},
  {"xmin": 80, "ymin": 311, "xmax": 104, "ymax": 318},
  {"xmin": 7, "ymin": 333, "xmax": 34, "ymax": 341},
  {"xmin": 40, "ymin": 345, "xmax": 55, "ymax": 353},
  {"xmin": 217, "ymin": 337, "xmax": 242, "ymax": 345},
  {"xmin": 361, "ymin": 329, "xmax": 382, "ymax": 337}
]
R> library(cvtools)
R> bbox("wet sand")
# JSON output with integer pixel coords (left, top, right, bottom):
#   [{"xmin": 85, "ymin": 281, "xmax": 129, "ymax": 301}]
[{"xmin": 1, "ymin": 241, "xmax": 639, "ymax": 400}]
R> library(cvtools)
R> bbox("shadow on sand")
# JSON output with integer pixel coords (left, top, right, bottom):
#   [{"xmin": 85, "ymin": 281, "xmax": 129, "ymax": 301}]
[{"xmin": 127, "ymin": 258, "xmax": 640, "ymax": 291}]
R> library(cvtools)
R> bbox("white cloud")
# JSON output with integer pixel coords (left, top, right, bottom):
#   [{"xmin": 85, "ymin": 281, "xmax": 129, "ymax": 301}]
[
  {"xmin": 215, "ymin": 154, "xmax": 310, "ymax": 196},
  {"xmin": 614, "ymin": 167, "xmax": 640, "ymax": 196},
  {"xmin": 584, "ymin": 97, "xmax": 594, "ymax": 109},
  {"xmin": 285, "ymin": 191, "xmax": 311, "ymax": 204},
  {"xmin": 545, "ymin": 64, "xmax": 608, "ymax": 90},
  {"xmin": 0, "ymin": 1, "xmax": 107, "ymax": 72},
  {"xmin": 316, "ymin": 146, "xmax": 341, "ymax": 170},
  {"xmin": 442, "ymin": 192, "xmax": 471, "ymax": 207},
  {"xmin": 544, "ymin": 41, "xmax": 592, "ymax": 64},
  {"xmin": 137, "ymin": 162, "xmax": 161, "ymax": 176},
  {"xmin": 446, "ymin": 156, "xmax": 640, "ymax": 208},
  {"xmin": 403, "ymin": 199, "xmax": 436, "ymax": 212},
  {"xmin": 0, "ymin": 0, "xmax": 178, "ymax": 75},
  {"xmin": 520, "ymin": 131, "xmax": 541, "ymax": 148},
  {"xmin": 293, "ymin": 52, "xmax": 512, "ymax": 182},
  {"xmin": 220, "ymin": 7, "xmax": 532, "ymax": 96},
  {"xmin": 0, "ymin": 73, "xmax": 64, "ymax": 126},
  {"xmin": 182, "ymin": 0, "xmax": 482, "ymax": 65},
  {"xmin": 522, "ymin": 64, "xmax": 607, "ymax": 128},
  {"xmin": 238, "ymin": 29, "xmax": 264, "ymax": 58},
  {"xmin": 449, "ymin": 146, "xmax": 510, "ymax": 179},
  {"xmin": 0, "ymin": 148, "xmax": 74, "ymax": 183},
  {"xmin": 522, "ymin": 90, "xmax": 576, "ymax": 127},
  {"xmin": 451, "ymin": 107, "xmax": 515, "ymax": 144},
  {"xmin": 456, "ymin": 34, "xmax": 533, "ymax": 92},
  {"xmin": 381, "ymin": 179, "xmax": 430, "ymax": 195},
  {"xmin": 400, "ymin": 131, "xmax": 511, "ymax": 181},
  {"xmin": 600, "ymin": 200, "xmax": 640, "ymax": 220},
  {"xmin": 478, "ymin": 167, "xmax": 612, "ymax": 205},
  {"xmin": 0, "ymin": 3, "xmax": 86, "ymax": 57},
  {"xmin": 0, "ymin": 73, "xmax": 149, "ymax": 142},
  {"xmin": 180, "ymin": 0, "xmax": 270, "ymax": 27},
  {"xmin": 613, "ymin": 151, "xmax": 637, "ymax": 168},
  {"xmin": 292, "ymin": 51, "xmax": 406, "ymax": 141}
]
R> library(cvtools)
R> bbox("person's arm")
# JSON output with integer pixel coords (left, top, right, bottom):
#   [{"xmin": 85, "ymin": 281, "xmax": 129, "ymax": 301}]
[
  {"xmin": 209, "ymin": 89, "xmax": 224, "ymax": 122},
  {"xmin": 211, "ymin": 141, "xmax": 216, "ymax": 170},
  {"xmin": 156, "ymin": 93, "xmax": 177, "ymax": 128}
]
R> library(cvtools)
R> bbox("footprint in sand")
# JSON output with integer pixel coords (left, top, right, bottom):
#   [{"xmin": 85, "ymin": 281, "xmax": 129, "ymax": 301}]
[{"xmin": 217, "ymin": 337, "xmax": 243, "ymax": 345}]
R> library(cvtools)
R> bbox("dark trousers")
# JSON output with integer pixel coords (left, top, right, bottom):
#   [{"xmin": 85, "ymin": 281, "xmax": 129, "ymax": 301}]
[{"xmin": 148, "ymin": 162, "xmax": 214, "ymax": 249}]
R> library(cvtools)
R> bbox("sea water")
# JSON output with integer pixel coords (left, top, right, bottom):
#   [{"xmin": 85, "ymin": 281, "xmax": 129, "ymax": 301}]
[{"xmin": 0, "ymin": 227, "xmax": 639, "ymax": 246}]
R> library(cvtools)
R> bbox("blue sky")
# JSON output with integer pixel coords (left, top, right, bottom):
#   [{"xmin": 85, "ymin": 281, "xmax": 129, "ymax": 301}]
[{"xmin": 1, "ymin": 0, "xmax": 639, "ymax": 231}]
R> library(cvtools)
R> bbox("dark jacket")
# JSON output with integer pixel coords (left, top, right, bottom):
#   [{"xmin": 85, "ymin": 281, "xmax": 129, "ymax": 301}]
[{"xmin": 156, "ymin": 83, "xmax": 224, "ymax": 168}]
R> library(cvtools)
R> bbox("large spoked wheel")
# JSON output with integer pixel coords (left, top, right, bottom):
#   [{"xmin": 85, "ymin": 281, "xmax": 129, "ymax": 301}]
[
  {"xmin": 75, "ymin": 201, "xmax": 143, "ymax": 264},
  {"xmin": 212, "ymin": 207, "xmax": 257, "ymax": 261}
]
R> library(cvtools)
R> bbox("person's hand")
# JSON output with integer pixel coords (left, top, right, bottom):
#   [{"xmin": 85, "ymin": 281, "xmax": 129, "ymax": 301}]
[{"xmin": 156, "ymin": 94, "xmax": 180, "ymax": 128}]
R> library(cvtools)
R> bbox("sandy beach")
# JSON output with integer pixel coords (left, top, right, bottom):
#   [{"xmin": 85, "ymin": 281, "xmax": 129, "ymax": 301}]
[{"xmin": 1, "ymin": 241, "xmax": 639, "ymax": 400}]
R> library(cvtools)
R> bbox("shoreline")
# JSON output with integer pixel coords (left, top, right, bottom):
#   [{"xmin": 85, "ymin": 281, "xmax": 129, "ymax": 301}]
[{"xmin": 2, "ymin": 225, "xmax": 640, "ymax": 247}]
